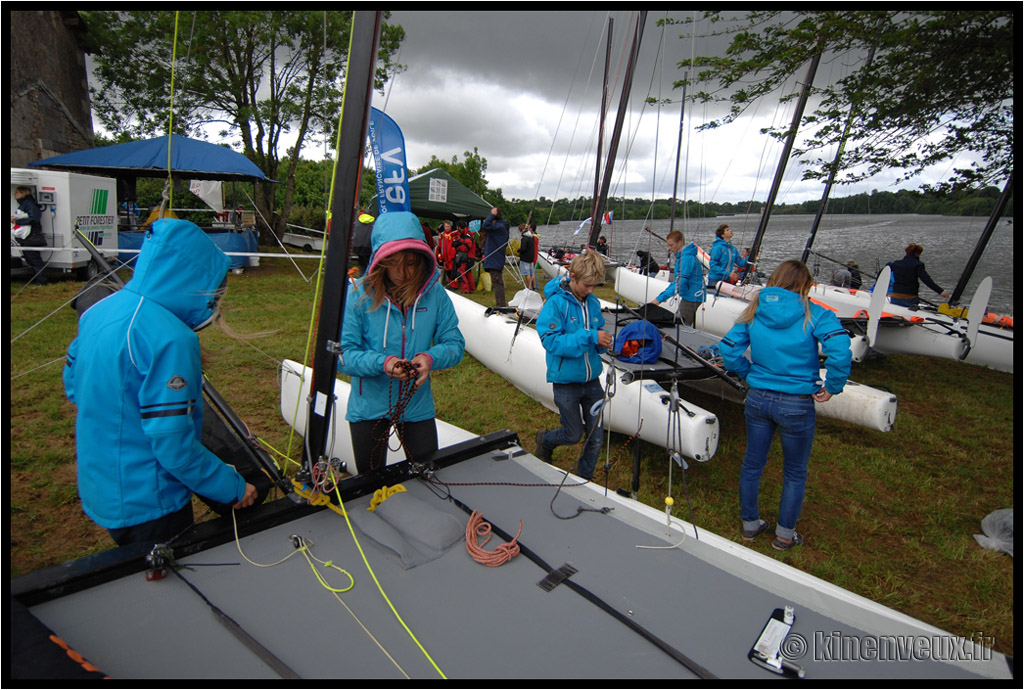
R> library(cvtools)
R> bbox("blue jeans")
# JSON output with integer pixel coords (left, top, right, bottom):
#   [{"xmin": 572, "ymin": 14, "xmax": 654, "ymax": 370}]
[
  {"xmin": 542, "ymin": 379, "xmax": 605, "ymax": 480},
  {"xmin": 739, "ymin": 388, "xmax": 817, "ymax": 540}
]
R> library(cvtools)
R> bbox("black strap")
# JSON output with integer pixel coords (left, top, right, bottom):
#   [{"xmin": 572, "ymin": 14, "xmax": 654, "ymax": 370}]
[{"xmin": 443, "ymin": 492, "xmax": 717, "ymax": 679}]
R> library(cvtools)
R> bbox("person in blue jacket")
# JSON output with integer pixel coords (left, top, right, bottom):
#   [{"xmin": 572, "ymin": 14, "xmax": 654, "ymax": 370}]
[
  {"xmin": 481, "ymin": 207, "xmax": 511, "ymax": 307},
  {"xmin": 719, "ymin": 259, "xmax": 851, "ymax": 551},
  {"xmin": 707, "ymin": 224, "xmax": 749, "ymax": 290},
  {"xmin": 339, "ymin": 211, "xmax": 465, "ymax": 474},
  {"xmin": 535, "ymin": 251, "xmax": 614, "ymax": 481},
  {"xmin": 649, "ymin": 229, "xmax": 704, "ymax": 326},
  {"xmin": 63, "ymin": 219, "xmax": 257, "ymax": 547}
]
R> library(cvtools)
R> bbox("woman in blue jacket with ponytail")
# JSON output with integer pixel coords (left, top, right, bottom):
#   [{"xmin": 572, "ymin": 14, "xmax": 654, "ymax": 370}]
[
  {"xmin": 720, "ymin": 260, "xmax": 851, "ymax": 551},
  {"xmin": 339, "ymin": 211, "xmax": 465, "ymax": 474}
]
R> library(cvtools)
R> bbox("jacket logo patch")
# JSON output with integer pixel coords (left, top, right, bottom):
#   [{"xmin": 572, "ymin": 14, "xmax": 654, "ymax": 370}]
[
  {"xmin": 765, "ymin": 294, "xmax": 780, "ymax": 303},
  {"xmin": 167, "ymin": 375, "xmax": 187, "ymax": 391}
]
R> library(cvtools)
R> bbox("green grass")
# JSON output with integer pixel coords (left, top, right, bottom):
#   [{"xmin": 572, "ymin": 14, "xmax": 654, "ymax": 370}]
[{"xmin": 8, "ymin": 254, "xmax": 1015, "ymax": 655}]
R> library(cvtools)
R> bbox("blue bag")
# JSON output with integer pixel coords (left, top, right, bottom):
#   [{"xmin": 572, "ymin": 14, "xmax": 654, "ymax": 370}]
[{"xmin": 614, "ymin": 320, "xmax": 663, "ymax": 364}]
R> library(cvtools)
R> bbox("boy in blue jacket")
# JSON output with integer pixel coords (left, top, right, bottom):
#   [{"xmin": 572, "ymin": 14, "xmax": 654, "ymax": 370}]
[
  {"xmin": 535, "ymin": 251, "xmax": 613, "ymax": 480},
  {"xmin": 649, "ymin": 229, "xmax": 704, "ymax": 326}
]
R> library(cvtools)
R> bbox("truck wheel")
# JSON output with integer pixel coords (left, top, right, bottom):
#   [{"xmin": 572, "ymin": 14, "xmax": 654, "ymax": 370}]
[{"xmin": 78, "ymin": 260, "xmax": 100, "ymax": 281}]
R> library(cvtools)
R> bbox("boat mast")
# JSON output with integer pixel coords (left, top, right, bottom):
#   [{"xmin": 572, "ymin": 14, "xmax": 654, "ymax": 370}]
[
  {"xmin": 948, "ymin": 172, "xmax": 1014, "ymax": 306},
  {"xmin": 587, "ymin": 11, "xmax": 647, "ymax": 250},
  {"xmin": 302, "ymin": 11, "xmax": 382, "ymax": 478},
  {"xmin": 669, "ymin": 77, "xmax": 688, "ymax": 234},
  {"xmin": 594, "ymin": 18, "xmax": 612, "ymax": 223},
  {"xmin": 800, "ymin": 45, "xmax": 877, "ymax": 265},
  {"xmin": 744, "ymin": 50, "xmax": 821, "ymax": 280}
]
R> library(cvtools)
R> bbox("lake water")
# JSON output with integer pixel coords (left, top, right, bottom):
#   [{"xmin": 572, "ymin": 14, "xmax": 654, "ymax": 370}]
[{"xmin": 535, "ymin": 213, "xmax": 1015, "ymax": 315}]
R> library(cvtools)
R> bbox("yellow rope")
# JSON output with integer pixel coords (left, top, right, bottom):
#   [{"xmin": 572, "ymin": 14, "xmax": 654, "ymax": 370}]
[
  {"xmin": 329, "ymin": 472, "xmax": 447, "ymax": 680},
  {"xmin": 230, "ymin": 508, "xmax": 411, "ymax": 677},
  {"xmin": 166, "ymin": 11, "xmax": 180, "ymax": 210},
  {"xmin": 368, "ymin": 485, "xmax": 406, "ymax": 512}
]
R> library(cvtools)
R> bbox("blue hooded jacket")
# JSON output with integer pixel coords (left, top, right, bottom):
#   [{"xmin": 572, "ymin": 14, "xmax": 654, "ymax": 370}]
[
  {"xmin": 537, "ymin": 276, "xmax": 608, "ymax": 384},
  {"xmin": 339, "ymin": 211, "xmax": 465, "ymax": 423},
  {"xmin": 708, "ymin": 236, "xmax": 747, "ymax": 284},
  {"xmin": 655, "ymin": 242, "xmax": 704, "ymax": 303},
  {"xmin": 63, "ymin": 219, "xmax": 245, "ymax": 529},
  {"xmin": 720, "ymin": 287, "xmax": 852, "ymax": 395}
]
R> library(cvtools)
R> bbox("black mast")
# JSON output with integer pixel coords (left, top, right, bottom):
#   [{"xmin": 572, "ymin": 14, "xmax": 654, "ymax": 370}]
[
  {"xmin": 587, "ymin": 11, "xmax": 647, "ymax": 250},
  {"xmin": 594, "ymin": 18, "xmax": 612, "ymax": 216},
  {"xmin": 302, "ymin": 11, "xmax": 382, "ymax": 478},
  {"xmin": 745, "ymin": 51, "xmax": 821, "ymax": 279},
  {"xmin": 800, "ymin": 46, "xmax": 877, "ymax": 265},
  {"xmin": 948, "ymin": 172, "xmax": 1014, "ymax": 306}
]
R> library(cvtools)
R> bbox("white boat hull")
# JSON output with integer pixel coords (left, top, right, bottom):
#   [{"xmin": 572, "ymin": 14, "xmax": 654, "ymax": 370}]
[
  {"xmin": 447, "ymin": 290, "xmax": 720, "ymax": 462},
  {"xmin": 280, "ymin": 360, "xmax": 477, "ymax": 474},
  {"xmin": 616, "ymin": 268, "xmax": 897, "ymax": 432}
]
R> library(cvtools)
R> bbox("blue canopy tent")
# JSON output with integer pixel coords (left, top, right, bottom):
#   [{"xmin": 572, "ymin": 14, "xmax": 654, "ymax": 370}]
[
  {"xmin": 30, "ymin": 135, "xmax": 271, "ymax": 269},
  {"xmin": 29, "ymin": 134, "xmax": 270, "ymax": 182}
]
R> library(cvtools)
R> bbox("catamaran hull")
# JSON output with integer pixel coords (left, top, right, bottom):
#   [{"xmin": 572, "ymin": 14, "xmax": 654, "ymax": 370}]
[
  {"xmin": 448, "ymin": 290, "xmax": 719, "ymax": 462},
  {"xmin": 616, "ymin": 269, "xmax": 897, "ymax": 432},
  {"xmin": 280, "ymin": 360, "xmax": 477, "ymax": 473}
]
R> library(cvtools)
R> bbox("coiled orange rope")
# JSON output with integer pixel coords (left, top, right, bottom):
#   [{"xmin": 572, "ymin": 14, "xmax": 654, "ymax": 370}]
[{"xmin": 465, "ymin": 511, "xmax": 522, "ymax": 567}]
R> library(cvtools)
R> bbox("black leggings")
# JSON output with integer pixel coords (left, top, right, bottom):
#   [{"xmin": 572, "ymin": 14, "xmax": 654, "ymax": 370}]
[
  {"xmin": 107, "ymin": 501, "xmax": 194, "ymax": 547},
  {"xmin": 349, "ymin": 418, "xmax": 438, "ymax": 475}
]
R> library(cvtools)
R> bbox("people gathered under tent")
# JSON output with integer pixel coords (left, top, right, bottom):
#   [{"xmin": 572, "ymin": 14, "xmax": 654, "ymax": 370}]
[{"xmin": 450, "ymin": 220, "xmax": 477, "ymax": 294}]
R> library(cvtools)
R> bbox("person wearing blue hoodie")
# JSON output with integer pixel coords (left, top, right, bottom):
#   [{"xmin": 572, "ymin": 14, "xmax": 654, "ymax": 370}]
[
  {"xmin": 63, "ymin": 219, "xmax": 257, "ymax": 546},
  {"xmin": 707, "ymin": 224, "xmax": 749, "ymax": 290},
  {"xmin": 649, "ymin": 230, "xmax": 704, "ymax": 326},
  {"xmin": 720, "ymin": 260, "xmax": 851, "ymax": 551},
  {"xmin": 339, "ymin": 211, "xmax": 465, "ymax": 474},
  {"xmin": 535, "ymin": 251, "xmax": 614, "ymax": 481}
]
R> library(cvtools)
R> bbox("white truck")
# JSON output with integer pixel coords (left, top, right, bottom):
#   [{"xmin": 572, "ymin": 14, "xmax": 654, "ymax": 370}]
[{"xmin": 11, "ymin": 168, "xmax": 119, "ymax": 280}]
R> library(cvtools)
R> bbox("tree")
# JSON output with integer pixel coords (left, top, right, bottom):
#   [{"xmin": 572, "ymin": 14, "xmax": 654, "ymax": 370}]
[
  {"xmin": 84, "ymin": 11, "xmax": 404, "ymax": 242},
  {"xmin": 668, "ymin": 11, "xmax": 1013, "ymax": 193}
]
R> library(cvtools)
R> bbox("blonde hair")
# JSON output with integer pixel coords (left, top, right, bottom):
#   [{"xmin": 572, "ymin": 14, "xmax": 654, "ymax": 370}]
[
  {"xmin": 737, "ymin": 260, "xmax": 814, "ymax": 326},
  {"xmin": 569, "ymin": 250, "xmax": 606, "ymax": 285},
  {"xmin": 363, "ymin": 250, "xmax": 429, "ymax": 310}
]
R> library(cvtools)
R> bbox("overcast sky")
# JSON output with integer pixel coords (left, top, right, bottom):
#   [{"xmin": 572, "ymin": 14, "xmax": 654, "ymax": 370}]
[{"xmin": 369, "ymin": 10, "xmax": 962, "ymax": 206}]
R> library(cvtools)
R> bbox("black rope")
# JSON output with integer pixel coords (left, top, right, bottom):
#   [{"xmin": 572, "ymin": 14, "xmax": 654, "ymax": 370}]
[{"xmin": 165, "ymin": 557, "xmax": 302, "ymax": 679}]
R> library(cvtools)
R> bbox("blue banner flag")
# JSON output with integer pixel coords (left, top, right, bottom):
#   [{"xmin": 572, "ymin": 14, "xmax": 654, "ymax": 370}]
[{"xmin": 368, "ymin": 108, "xmax": 411, "ymax": 214}]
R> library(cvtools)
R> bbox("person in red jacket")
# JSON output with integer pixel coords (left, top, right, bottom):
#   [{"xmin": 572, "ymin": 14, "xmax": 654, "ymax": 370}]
[
  {"xmin": 435, "ymin": 220, "xmax": 458, "ymax": 285},
  {"xmin": 451, "ymin": 221, "xmax": 477, "ymax": 294}
]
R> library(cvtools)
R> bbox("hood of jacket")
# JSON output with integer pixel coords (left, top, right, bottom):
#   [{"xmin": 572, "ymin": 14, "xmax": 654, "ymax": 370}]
[
  {"xmin": 124, "ymin": 218, "xmax": 230, "ymax": 330},
  {"xmin": 753, "ymin": 287, "xmax": 808, "ymax": 330},
  {"xmin": 366, "ymin": 211, "xmax": 439, "ymax": 295}
]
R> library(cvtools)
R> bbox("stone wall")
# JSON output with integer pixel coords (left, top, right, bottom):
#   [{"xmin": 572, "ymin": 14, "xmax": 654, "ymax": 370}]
[{"xmin": 10, "ymin": 11, "xmax": 94, "ymax": 168}]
